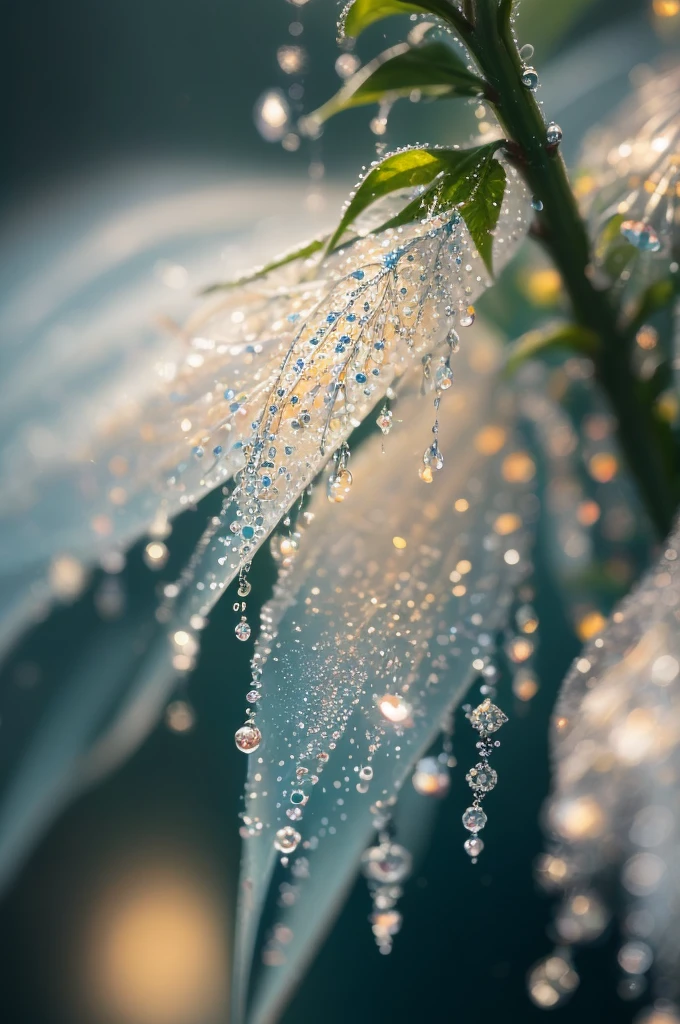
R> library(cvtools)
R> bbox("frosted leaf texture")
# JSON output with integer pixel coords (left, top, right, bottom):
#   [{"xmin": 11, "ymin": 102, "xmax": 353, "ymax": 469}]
[
  {"xmin": 233, "ymin": 334, "xmax": 537, "ymax": 1024},
  {"xmin": 544, "ymin": 521, "xmax": 680, "ymax": 1005},
  {"xmin": 161, "ymin": 168, "xmax": 530, "ymax": 634},
  {"xmin": 578, "ymin": 62, "xmax": 680, "ymax": 288}
]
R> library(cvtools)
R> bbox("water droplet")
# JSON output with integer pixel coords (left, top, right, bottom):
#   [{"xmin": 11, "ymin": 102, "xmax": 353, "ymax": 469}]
[
  {"xmin": 459, "ymin": 306, "xmax": 475, "ymax": 327},
  {"xmin": 620, "ymin": 220, "xmax": 662, "ymax": 252},
  {"xmin": 290, "ymin": 788, "xmax": 308, "ymax": 806},
  {"xmin": 462, "ymin": 806, "xmax": 488, "ymax": 832},
  {"xmin": 435, "ymin": 361, "xmax": 454, "ymax": 390},
  {"xmin": 235, "ymin": 723, "xmax": 262, "ymax": 753},
  {"xmin": 327, "ymin": 467, "xmax": 353, "ymax": 503},
  {"xmin": 546, "ymin": 122, "xmax": 563, "ymax": 146},
  {"xmin": 464, "ymin": 836, "xmax": 484, "ymax": 857},
  {"xmin": 376, "ymin": 406, "xmax": 393, "ymax": 435},
  {"xmin": 531, "ymin": 197, "xmax": 544, "ymax": 211},
  {"xmin": 235, "ymin": 617, "xmax": 252, "ymax": 641},
  {"xmin": 466, "ymin": 761, "xmax": 498, "ymax": 793},
  {"xmin": 246, "ymin": 689, "xmax": 260, "ymax": 704},
  {"xmin": 519, "ymin": 43, "xmax": 535, "ymax": 61},
  {"xmin": 237, "ymin": 579, "xmax": 252, "ymax": 597},
  {"xmin": 254, "ymin": 89, "xmax": 291, "ymax": 142},
  {"xmin": 521, "ymin": 66, "xmax": 539, "ymax": 91},
  {"xmin": 274, "ymin": 826, "xmax": 302, "ymax": 853},
  {"xmin": 359, "ymin": 765, "xmax": 373, "ymax": 781},
  {"xmin": 412, "ymin": 757, "xmax": 450, "ymax": 797},
  {"xmin": 361, "ymin": 843, "xmax": 412, "ymax": 884},
  {"xmin": 528, "ymin": 953, "xmax": 579, "ymax": 1008},
  {"xmin": 446, "ymin": 327, "xmax": 460, "ymax": 352},
  {"xmin": 469, "ymin": 698, "xmax": 508, "ymax": 734}
]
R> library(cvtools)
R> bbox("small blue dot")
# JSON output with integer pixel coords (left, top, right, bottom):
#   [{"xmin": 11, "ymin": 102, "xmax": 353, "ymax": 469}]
[
  {"xmin": 355, "ymin": 372, "xmax": 367, "ymax": 384},
  {"xmin": 351, "ymin": 270, "xmax": 365, "ymax": 280}
]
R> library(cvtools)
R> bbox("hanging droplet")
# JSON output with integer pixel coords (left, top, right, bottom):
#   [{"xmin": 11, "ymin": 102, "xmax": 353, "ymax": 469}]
[
  {"xmin": 466, "ymin": 761, "xmax": 498, "ymax": 793},
  {"xmin": 235, "ymin": 617, "xmax": 252, "ymax": 642},
  {"xmin": 518, "ymin": 43, "xmax": 535, "ymax": 61},
  {"xmin": 245, "ymin": 689, "xmax": 260, "ymax": 704},
  {"xmin": 459, "ymin": 306, "xmax": 475, "ymax": 327},
  {"xmin": 327, "ymin": 467, "xmax": 353, "ymax": 503},
  {"xmin": 254, "ymin": 89, "xmax": 291, "ymax": 142},
  {"xmin": 464, "ymin": 836, "xmax": 484, "ymax": 858},
  {"xmin": 620, "ymin": 220, "xmax": 662, "ymax": 252},
  {"xmin": 546, "ymin": 121, "xmax": 563, "ymax": 146},
  {"xmin": 361, "ymin": 843, "xmax": 412, "ymax": 884},
  {"xmin": 274, "ymin": 826, "xmax": 302, "ymax": 853},
  {"xmin": 237, "ymin": 579, "xmax": 252, "ymax": 597},
  {"xmin": 435, "ymin": 360, "xmax": 454, "ymax": 390},
  {"xmin": 521, "ymin": 66, "xmax": 539, "ymax": 90},
  {"xmin": 469, "ymin": 698, "xmax": 508, "ymax": 734},
  {"xmin": 462, "ymin": 806, "xmax": 488, "ymax": 833},
  {"xmin": 527, "ymin": 953, "xmax": 579, "ymax": 1009},
  {"xmin": 376, "ymin": 406, "xmax": 393, "ymax": 435},
  {"xmin": 446, "ymin": 327, "xmax": 460, "ymax": 352},
  {"xmin": 235, "ymin": 723, "xmax": 262, "ymax": 753},
  {"xmin": 531, "ymin": 197, "xmax": 544, "ymax": 211},
  {"xmin": 412, "ymin": 757, "xmax": 450, "ymax": 797},
  {"xmin": 359, "ymin": 765, "xmax": 374, "ymax": 781}
]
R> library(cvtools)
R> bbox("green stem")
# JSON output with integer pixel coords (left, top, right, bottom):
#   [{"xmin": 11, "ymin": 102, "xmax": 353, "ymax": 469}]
[{"xmin": 468, "ymin": 0, "xmax": 676, "ymax": 539}]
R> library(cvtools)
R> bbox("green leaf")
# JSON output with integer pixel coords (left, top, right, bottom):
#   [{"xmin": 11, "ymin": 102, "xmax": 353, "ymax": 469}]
[
  {"xmin": 312, "ymin": 41, "xmax": 485, "ymax": 125},
  {"xmin": 201, "ymin": 236, "xmax": 327, "ymax": 294},
  {"xmin": 503, "ymin": 322, "xmax": 600, "ymax": 376},
  {"xmin": 340, "ymin": 0, "xmax": 467, "ymax": 40},
  {"xmin": 327, "ymin": 143, "xmax": 505, "ymax": 267},
  {"xmin": 458, "ymin": 154, "xmax": 505, "ymax": 273},
  {"xmin": 630, "ymin": 276, "xmax": 680, "ymax": 333}
]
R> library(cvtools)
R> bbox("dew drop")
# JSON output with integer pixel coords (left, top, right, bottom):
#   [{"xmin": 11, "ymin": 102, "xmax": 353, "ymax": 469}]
[{"xmin": 235, "ymin": 723, "xmax": 262, "ymax": 753}]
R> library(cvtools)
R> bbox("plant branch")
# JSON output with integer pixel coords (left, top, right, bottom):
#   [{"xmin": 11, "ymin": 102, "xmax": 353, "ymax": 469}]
[{"xmin": 467, "ymin": 0, "xmax": 676, "ymax": 539}]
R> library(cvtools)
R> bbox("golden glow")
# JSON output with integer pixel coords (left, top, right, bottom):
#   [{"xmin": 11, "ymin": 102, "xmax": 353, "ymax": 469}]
[
  {"xmin": 588, "ymin": 452, "xmax": 618, "ymax": 483},
  {"xmin": 474, "ymin": 425, "xmax": 506, "ymax": 455},
  {"xmin": 523, "ymin": 267, "xmax": 562, "ymax": 306},
  {"xmin": 392, "ymin": 536, "xmax": 407, "ymax": 549},
  {"xmin": 494, "ymin": 513, "xmax": 522, "ymax": 535},
  {"xmin": 454, "ymin": 498, "xmax": 469, "ymax": 512},
  {"xmin": 576, "ymin": 611, "xmax": 607, "ymax": 641},
  {"xmin": 576, "ymin": 499, "xmax": 600, "ymax": 527},
  {"xmin": 654, "ymin": 0, "xmax": 680, "ymax": 16},
  {"xmin": 83, "ymin": 868, "xmax": 228, "ymax": 1024},
  {"xmin": 501, "ymin": 451, "xmax": 536, "ymax": 483}
]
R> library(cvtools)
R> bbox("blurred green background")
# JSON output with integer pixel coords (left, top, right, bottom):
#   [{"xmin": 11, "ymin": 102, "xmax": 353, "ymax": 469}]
[{"xmin": 1, "ymin": 1, "xmax": 677, "ymax": 1022}]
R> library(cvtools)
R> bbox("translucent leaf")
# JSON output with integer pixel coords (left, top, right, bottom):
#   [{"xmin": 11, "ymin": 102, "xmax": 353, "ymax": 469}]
[
  {"xmin": 503, "ymin": 322, "xmax": 599, "ymax": 377},
  {"xmin": 311, "ymin": 41, "xmax": 485, "ymax": 125},
  {"xmin": 326, "ymin": 143, "xmax": 503, "ymax": 254},
  {"xmin": 201, "ymin": 235, "xmax": 327, "ymax": 294},
  {"xmin": 232, "ymin": 333, "xmax": 537, "ymax": 1024},
  {"xmin": 0, "ymin": 173, "xmax": 338, "ymax": 655},
  {"xmin": 578, "ymin": 62, "xmax": 680, "ymax": 300},
  {"xmin": 160, "ymin": 173, "xmax": 529, "ymax": 635},
  {"xmin": 339, "ymin": 0, "xmax": 467, "ymax": 41},
  {"xmin": 541, "ymin": 520, "xmax": 680, "ymax": 1006}
]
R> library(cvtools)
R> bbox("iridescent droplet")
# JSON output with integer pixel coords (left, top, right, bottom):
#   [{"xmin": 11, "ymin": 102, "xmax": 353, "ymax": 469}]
[
  {"xmin": 361, "ymin": 843, "xmax": 412, "ymax": 883},
  {"xmin": 464, "ymin": 836, "xmax": 484, "ymax": 857},
  {"xmin": 620, "ymin": 220, "xmax": 662, "ymax": 252},
  {"xmin": 546, "ymin": 122, "xmax": 563, "ymax": 145},
  {"xmin": 466, "ymin": 761, "xmax": 498, "ymax": 793},
  {"xmin": 274, "ymin": 826, "xmax": 302, "ymax": 853},
  {"xmin": 254, "ymin": 89, "xmax": 291, "ymax": 142},
  {"xmin": 435, "ymin": 361, "xmax": 454, "ymax": 390},
  {"xmin": 327, "ymin": 467, "xmax": 353, "ymax": 503},
  {"xmin": 245, "ymin": 689, "xmax": 260, "ymax": 703},
  {"xmin": 376, "ymin": 407, "xmax": 393, "ymax": 435},
  {"xmin": 235, "ymin": 723, "xmax": 262, "ymax": 753},
  {"xmin": 521, "ymin": 66, "xmax": 539, "ymax": 90},
  {"xmin": 462, "ymin": 806, "xmax": 488, "ymax": 832},
  {"xmin": 459, "ymin": 306, "xmax": 475, "ymax": 327},
  {"xmin": 235, "ymin": 618, "xmax": 252, "ymax": 642}
]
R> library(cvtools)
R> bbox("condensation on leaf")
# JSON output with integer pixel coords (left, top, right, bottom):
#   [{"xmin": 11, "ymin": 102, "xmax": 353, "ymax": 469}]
[
  {"xmin": 542, "ymin": 520, "xmax": 680, "ymax": 1010},
  {"xmin": 232, "ymin": 333, "xmax": 537, "ymax": 1024}
]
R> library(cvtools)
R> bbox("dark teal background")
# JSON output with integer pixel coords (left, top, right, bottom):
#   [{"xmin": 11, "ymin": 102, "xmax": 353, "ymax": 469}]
[{"xmin": 0, "ymin": 0, "xmax": 667, "ymax": 1021}]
